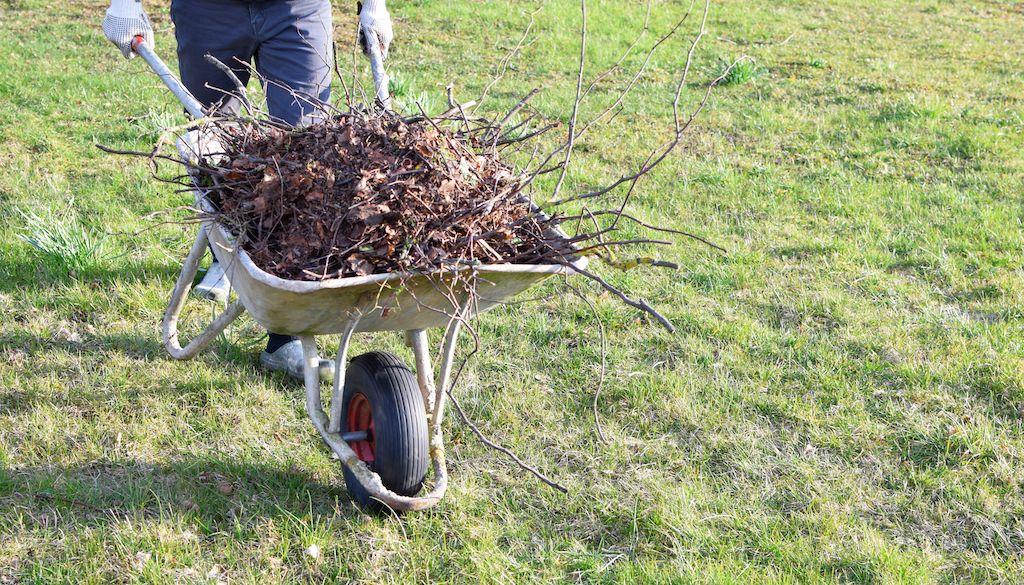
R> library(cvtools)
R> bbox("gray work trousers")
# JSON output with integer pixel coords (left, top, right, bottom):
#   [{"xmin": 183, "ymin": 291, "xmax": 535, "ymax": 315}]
[{"xmin": 170, "ymin": 0, "xmax": 334, "ymax": 126}]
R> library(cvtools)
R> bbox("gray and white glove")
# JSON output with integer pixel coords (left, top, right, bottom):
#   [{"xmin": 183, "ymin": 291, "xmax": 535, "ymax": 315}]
[
  {"xmin": 102, "ymin": 0, "xmax": 153, "ymax": 59},
  {"xmin": 358, "ymin": 0, "xmax": 393, "ymax": 59}
]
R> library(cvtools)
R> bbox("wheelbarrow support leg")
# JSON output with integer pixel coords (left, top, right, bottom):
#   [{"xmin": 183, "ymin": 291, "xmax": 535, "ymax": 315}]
[
  {"xmin": 406, "ymin": 329, "xmax": 436, "ymax": 417},
  {"xmin": 162, "ymin": 225, "xmax": 245, "ymax": 360},
  {"xmin": 328, "ymin": 314, "xmax": 360, "ymax": 434},
  {"xmin": 432, "ymin": 313, "xmax": 464, "ymax": 431},
  {"xmin": 407, "ymin": 303, "xmax": 465, "ymax": 441}
]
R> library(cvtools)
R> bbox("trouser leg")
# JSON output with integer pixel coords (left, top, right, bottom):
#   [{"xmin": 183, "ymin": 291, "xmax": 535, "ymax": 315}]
[
  {"xmin": 265, "ymin": 333, "xmax": 294, "ymax": 353},
  {"xmin": 170, "ymin": 0, "xmax": 258, "ymax": 116},
  {"xmin": 248, "ymin": 0, "xmax": 333, "ymax": 350},
  {"xmin": 252, "ymin": 0, "xmax": 334, "ymax": 126},
  {"xmin": 171, "ymin": 0, "xmax": 256, "ymax": 261}
]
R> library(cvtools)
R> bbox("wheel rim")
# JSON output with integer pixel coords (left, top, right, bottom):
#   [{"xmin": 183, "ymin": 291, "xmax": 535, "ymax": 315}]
[{"xmin": 346, "ymin": 393, "xmax": 376, "ymax": 463}]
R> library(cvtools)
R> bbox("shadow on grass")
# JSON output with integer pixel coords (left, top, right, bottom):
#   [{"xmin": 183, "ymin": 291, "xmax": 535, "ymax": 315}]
[
  {"xmin": 0, "ymin": 255, "xmax": 188, "ymax": 294},
  {"xmin": 0, "ymin": 331, "xmax": 354, "ymax": 519},
  {"xmin": 0, "ymin": 455, "xmax": 361, "ymax": 531},
  {"xmin": 0, "ymin": 329, "xmax": 271, "ymax": 418},
  {"xmin": 0, "ymin": 329, "xmax": 167, "ymax": 360}
]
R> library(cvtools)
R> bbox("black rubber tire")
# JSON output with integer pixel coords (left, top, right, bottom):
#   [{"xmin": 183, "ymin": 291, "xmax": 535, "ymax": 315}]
[{"xmin": 340, "ymin": 351, "xmax": 428, "ymax": 512}]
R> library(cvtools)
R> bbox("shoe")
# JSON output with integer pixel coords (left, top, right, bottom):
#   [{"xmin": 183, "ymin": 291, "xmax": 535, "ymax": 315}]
[
  {"xmin": 193, "ymin": 262, "xmax": 230, "ymax": 303},
  {"xmin": 260, "ymin": 340, "xmax": 335, "ymax": 382}
]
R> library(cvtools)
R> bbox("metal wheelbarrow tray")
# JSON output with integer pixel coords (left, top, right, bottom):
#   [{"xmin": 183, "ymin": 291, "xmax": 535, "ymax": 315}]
[{"xmin": 163, "ymin": 127, "xmax": 588, "ymax": 512}]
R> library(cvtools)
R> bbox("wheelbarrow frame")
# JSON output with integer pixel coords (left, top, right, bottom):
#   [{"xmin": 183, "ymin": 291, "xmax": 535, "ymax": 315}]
[
  {"xmin": 145, "ymin": 49, "xmax": 588, "ymax": 509},
  {"xmin": 163, "ymin": 139, "xmax": 585, "ymax": 512},
  {"xmin": 163, "ymin": 193, "xmax": 585, "ymax": 512}
]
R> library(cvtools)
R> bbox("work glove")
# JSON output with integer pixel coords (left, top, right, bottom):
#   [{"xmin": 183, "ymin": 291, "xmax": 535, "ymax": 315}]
[
  {"xmin": 358, "ymin": 0, "xmax": 393, "ymax": 60},
  {"xmin": 102, "ymin": 0, "xmax": 154, "ymax": 59}
]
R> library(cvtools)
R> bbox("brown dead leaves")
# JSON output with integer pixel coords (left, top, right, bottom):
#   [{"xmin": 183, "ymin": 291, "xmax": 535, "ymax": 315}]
[{"xmin": 201, "ymin": 113, "xmax": 562, "ymax": 280}]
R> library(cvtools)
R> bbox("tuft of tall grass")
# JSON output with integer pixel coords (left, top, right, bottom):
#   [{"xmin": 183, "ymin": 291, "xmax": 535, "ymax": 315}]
[
  {"xmin": 388, "ymin": 71, "xmax": 411, "ymax": 98},
  {"xmin": 132, "ymin": 110, "xmax": 183, "ymax": 142},
  {"xmin": 720, "ymin": 57, "xmax": 762, "ymax": 86},
  {"xmin": 396, "ymin": 92, "xmax": 439, "ymax": 117},
  {"xmin": 385, "ymin": 72, "xmax": 440, "ymax": 117},
  {"xmin": 16, "ymin": 206, "xmax": 114, "ymax": 277}
]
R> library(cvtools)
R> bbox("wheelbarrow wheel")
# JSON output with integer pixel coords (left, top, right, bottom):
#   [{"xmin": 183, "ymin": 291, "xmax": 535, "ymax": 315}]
[{"xmin": 340, "ymin": 351, "xmax": 428, "ymax": 512}]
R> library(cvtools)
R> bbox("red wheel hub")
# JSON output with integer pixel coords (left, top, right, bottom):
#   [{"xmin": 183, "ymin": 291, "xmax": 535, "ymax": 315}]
[{"xmin": 346, "ymin": 393, "xmax": 376, "ymax": 462}]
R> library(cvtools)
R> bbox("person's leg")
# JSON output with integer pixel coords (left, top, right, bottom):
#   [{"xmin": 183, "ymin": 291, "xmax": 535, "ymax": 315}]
[
  {"xmin": 265, "ymin": 333, "xmax": 294, "ymax": 353},
  {"xmin": 170, "ymin": 0, "xmax": 258, "ymax": 116},
  {"xmin": 252, "ymin": 0, "xmax": 334, "ymax": 127},
  {"xmin": 171, "ymin": 0, "xmax": 258, "ymax": 302},
  {"xmin": 259, "ymin": 330, "xmax": 334, "ymax": 383},
  {"xmin": 248, "ymin": 0, "xmax": 336, "ymax": 379}
]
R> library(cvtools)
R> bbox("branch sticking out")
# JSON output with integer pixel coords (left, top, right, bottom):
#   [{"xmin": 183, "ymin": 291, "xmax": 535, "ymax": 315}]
[{"xmin": 447, "ymin": 389, "xmax": 569, "ymax": 493}]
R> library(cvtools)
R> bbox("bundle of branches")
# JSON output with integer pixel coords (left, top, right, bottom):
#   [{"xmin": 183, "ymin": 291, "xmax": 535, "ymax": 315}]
[{"xmin": 195, "ymin": 112, "xmax": 574, "ymax": 281}]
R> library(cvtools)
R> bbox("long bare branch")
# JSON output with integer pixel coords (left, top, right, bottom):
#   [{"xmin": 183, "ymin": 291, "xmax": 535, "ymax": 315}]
[
  {"xmin": 549, "ymin": 0, "xmax": 587, "ymax": 200},
  {"xmin": 578, "ymin": 0, "xmax": 652, "ymax": 103},
  {"xmin": 549, "ymin": 3, "xmax": 732, "ymax": 209},
  {"xmin": 473, "ymin": 2, "xmax": 545, "ymax": 113},
  {"xmin": 576, "ymin": 0, "xmax": 696, "ymax": 139},
  {"xmin": 447, "ymin": 390, "xmax": 568, "ymax": 493},
  {"xmin": 565, "ymin": 280, "xmax": 608, "ymax": 443}
]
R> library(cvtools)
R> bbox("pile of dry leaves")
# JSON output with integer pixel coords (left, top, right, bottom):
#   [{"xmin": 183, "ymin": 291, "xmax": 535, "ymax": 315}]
[{"xmin": 199, "ymin": 113, "xmax": 569, "ymax": 281}]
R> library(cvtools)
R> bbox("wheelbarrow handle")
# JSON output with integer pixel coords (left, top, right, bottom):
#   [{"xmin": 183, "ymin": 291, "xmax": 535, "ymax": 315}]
[
  {"xmin": 131, "ymin": 35, "xmax": 207, "ymax": 119},
  {"xmin": 364, "ymin": 36, "xmax": 391, "ymax": 110}
]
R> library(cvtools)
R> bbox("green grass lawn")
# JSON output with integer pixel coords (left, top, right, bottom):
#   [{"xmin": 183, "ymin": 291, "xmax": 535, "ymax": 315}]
[{"xmin": 2, "ymin": 0, "xmax": 1023, "ymax": 582}]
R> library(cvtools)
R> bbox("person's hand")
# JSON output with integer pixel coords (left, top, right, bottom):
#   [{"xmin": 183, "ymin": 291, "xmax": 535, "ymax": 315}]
[
  {"xmin": 102, "ymin": 0, "xmax": 153, "ymax": 59},
  {"xmin": 358, "ymin": 0, "xmax": 393, "ymax": 60}
]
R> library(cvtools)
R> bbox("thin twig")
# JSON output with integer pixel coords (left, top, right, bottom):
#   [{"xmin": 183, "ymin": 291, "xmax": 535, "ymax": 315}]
[
  {"xmin": 566, "ymin": 281, "xmax": 608, "ymax": 443},
  {"xmin": 550, "ymin": 0, "xmax": 587, "ymax": 201},
  {"xmin": 576, "ymin": 1, "xmax": 696, "ymax": 139},
  {"xmin": 473, "ymin": 2, "xmax": 545, "ymax": 113},
  {"xmin": 203, "ymin": 54, "xmax": 253, "ymax": 115},
  {"xmin": 551, "ymin": 209, "xmax": 727, "ymax": 253},
  {"xmin": 34, "ymin": 492, "xmax": 115, "ymax": 514},
  {"xmin": 560, "ymin": 259, "xmax": 675, "ymax": 333},
  {"xmin": 447, "ymin": 389, "xmax": 568, "ymax": 493},
  {"xmin": 550, "ymin": 5, "xmax": 728, "ymax": 208},
  {"xmin": 578, "ymin": 0, "xmax": 652, "ymax": 103}
]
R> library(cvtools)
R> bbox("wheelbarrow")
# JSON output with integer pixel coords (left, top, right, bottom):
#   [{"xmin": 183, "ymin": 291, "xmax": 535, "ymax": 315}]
[{"xmin": 131, "ymin": 37, "xmax": 587, "ymax": 511}]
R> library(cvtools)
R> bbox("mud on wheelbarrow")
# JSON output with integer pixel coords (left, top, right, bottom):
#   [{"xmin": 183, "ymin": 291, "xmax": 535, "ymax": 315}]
[{"xmin": 161, "ymin": 119, "xmax": 587, "ymax": 512}]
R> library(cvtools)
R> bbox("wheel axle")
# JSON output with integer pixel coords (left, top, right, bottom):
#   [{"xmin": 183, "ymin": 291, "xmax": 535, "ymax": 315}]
[{"xmin": 341, "ymin": 430, "xmax": 370, "ymax": 442}]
